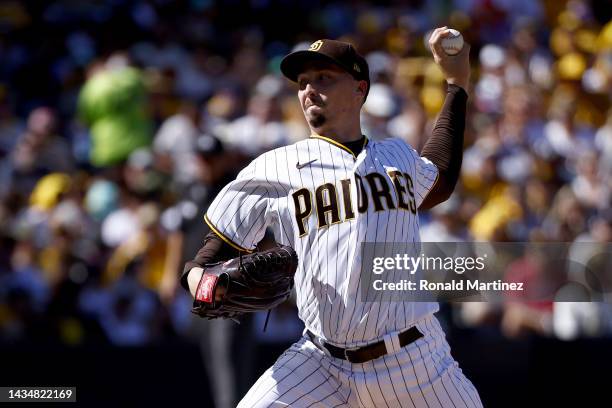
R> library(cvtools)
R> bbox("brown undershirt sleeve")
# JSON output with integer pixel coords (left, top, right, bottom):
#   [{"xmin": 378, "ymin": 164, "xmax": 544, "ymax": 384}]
[
  {"xmin": 180, "ymin": 231, "xmax": 239, "ymax": 291},
  {"xmin": 419, "ymin": 83, "xmax": 468, "ymax": 210}
]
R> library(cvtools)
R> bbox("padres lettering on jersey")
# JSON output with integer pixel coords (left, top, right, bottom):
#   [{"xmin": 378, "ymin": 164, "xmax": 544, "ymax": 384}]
[
  {"xmin": 205, "ymin": 135, "xmax": 439, "ymax": 347},
  {"xmin": 292, "ymin": 169, "xmax": 418, "ymax": 236}
]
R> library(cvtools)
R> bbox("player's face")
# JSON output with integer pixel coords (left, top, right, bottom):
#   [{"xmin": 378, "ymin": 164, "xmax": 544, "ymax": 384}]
[{"xmin": 297, "ymin": 61, "xmax": 363, "ymax": 129}]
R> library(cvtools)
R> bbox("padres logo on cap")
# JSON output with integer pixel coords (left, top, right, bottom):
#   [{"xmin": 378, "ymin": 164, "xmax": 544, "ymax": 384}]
[
  {"xmin": 309, "ymin": 40, "xmax": 323, "ymax": 52},
  {"xmin": 353, "ymin": 63, "xmax": 361, "ymax": 73}
]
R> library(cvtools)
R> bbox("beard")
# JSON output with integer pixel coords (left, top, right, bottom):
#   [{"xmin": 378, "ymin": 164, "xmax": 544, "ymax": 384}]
[{"xmin": 307, "ymin": 111, "xmax": 326, "ymax": 128}]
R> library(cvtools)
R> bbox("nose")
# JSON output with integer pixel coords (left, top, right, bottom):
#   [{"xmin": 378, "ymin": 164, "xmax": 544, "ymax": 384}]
[
  {"xmin": 303, "ymin": 82, "xmax": 317, "ymax": 96},
  {"xmin": 302, "ymin": 83, "xmax": 319, "ymax": 104}
]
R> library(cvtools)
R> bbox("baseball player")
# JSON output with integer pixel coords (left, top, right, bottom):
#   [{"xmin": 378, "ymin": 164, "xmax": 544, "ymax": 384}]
[{"xmin": 182, "ymin": 27, "xmax": 483, "ymax": 407}]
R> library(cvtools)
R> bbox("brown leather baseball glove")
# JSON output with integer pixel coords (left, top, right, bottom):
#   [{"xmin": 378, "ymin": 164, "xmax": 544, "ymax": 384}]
[{"xmin": 191, "ymin": 244, "xmax": 298, "ymax": 319}]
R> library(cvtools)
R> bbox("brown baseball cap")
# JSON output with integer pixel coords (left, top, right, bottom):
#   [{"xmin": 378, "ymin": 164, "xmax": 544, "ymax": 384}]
[{"xmin": 281, "ymin": 39, "xmax": 370, "ymax": 99}]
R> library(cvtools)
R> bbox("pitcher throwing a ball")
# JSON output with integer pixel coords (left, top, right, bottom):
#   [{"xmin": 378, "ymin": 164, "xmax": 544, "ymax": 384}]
[{"xmin": 182, "ymin": 27, "xmax": 482, "ymax": 407}]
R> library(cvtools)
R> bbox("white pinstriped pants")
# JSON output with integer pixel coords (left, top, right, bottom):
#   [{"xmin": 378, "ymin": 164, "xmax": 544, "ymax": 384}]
[{"xmin": 237, "ymin": 315, "xmax": 483, "ymax": 408}]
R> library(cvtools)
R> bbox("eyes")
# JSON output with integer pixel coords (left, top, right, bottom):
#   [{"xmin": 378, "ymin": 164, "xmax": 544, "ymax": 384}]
[{"xmin": 298, "ymin": 73, "xmax": 333, "ymax": 90}]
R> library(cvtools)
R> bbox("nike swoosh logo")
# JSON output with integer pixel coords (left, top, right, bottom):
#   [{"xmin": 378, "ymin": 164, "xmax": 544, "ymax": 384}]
[{"xmin": 296, "ymin": 159, "xmax": 318, "ymax": 169}]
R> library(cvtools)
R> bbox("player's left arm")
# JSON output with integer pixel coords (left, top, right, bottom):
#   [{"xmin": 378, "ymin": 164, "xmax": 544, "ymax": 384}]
[{"xmin": 419, "ymin": 27, "xmax": 470, "ymax": 210}]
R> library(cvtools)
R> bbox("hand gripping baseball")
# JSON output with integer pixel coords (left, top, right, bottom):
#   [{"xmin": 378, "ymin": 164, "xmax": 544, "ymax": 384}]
[
  {"xmin": 191, "ymin": 245, "xmax": 299, "ymax": 319},
  {"xmin": 428, "ymin": 27, "xmax": 471, "ymax": 91}
]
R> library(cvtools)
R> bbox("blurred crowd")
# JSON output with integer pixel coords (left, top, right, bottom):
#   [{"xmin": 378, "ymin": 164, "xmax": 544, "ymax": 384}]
[{"xmin": 0, "ymin": 0, "xmax": 611, "ymax": 352}]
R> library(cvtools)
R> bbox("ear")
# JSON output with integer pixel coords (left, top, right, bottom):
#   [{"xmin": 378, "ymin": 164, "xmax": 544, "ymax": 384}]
[
  {"xmin": 354, "ymin": 80, "xmax": 365, "ymax": 95},
  {"xmin": 355, "ymin": 80, "xmax": 367, "ymax": 102}
]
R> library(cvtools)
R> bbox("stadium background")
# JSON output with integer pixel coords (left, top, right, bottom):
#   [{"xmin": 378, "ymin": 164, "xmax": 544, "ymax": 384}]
[{"xmin": 0, "ymin": 0, "xmax": 610, "ymax": 406}]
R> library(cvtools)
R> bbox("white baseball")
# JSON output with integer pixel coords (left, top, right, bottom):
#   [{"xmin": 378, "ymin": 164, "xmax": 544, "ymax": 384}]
[{"xmin": 441, "ymin": 29, "xmax": 464, "ymax": 56}]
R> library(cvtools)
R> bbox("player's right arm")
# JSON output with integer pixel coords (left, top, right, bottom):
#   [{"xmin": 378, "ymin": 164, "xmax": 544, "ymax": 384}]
[
  {"xmin": 203, "ymin": 159, "xmax": 272, "ymax": 251},
  {"xmin": 180, "ymin": 158, "xmax": 272, "ymax": 297},
  {"xmin": 183, "ymin": 231, "xmax": 236, "ymax": 300}
]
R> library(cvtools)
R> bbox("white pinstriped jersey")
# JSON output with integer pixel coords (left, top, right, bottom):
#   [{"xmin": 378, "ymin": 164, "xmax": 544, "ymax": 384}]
[{"xmin": 205, "ymin": 134, "xmax": 439, "ymax": 347}]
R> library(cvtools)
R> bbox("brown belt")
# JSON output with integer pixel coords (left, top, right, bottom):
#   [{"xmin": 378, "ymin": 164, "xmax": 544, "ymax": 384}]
[{"xmin": 307, "ymin": 327, "xmax": 424, "ymax": 364}]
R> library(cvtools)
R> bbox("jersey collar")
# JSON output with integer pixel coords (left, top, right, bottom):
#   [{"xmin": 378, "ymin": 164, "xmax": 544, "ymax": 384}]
[{"xmin": 310, "ymin": 133, "xmax": 369, "ymax": 159}]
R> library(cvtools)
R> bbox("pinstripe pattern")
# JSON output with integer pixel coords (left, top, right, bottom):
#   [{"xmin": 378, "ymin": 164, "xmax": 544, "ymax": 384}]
[
  {"xmin": 206, "ymin": 138, "xmax": 440, "ymax": 343},
  {"xmin": 238, "ymin": 337, "xmax": 352, "ymax": 407},
  {"xmin": 239, "ymin": 315, "xmax": 481, "ymax": 407},
  {"xmin": 206, "ymin": 136, "xmax": 481, "ymax": 407}
]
